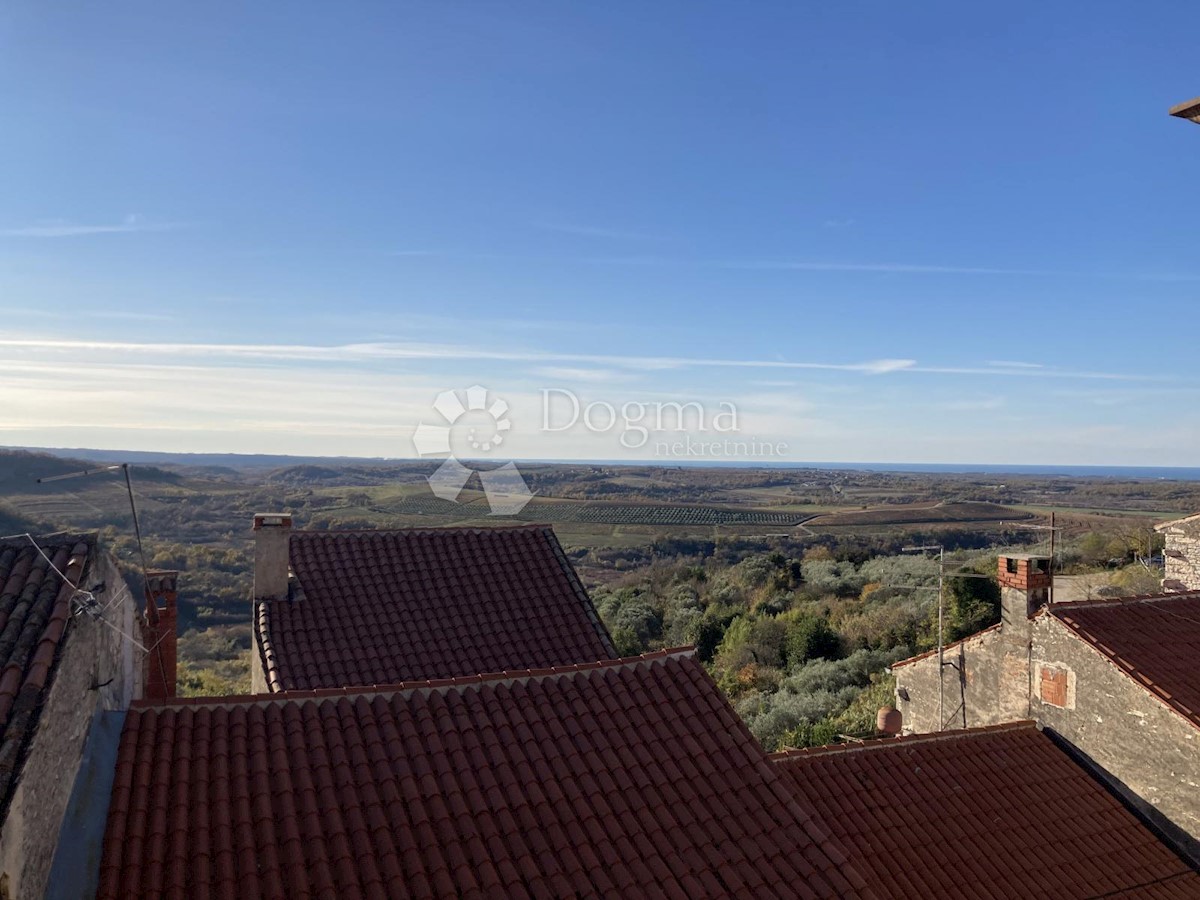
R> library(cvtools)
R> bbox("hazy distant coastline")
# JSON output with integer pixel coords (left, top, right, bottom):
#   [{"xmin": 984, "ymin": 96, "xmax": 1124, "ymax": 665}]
[{"xmin": 8, "ymin": 446, "xmax": 1200, "ymax": 481}]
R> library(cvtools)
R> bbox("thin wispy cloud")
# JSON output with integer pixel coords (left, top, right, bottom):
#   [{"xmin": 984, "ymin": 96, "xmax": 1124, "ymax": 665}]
[
  {"xmin": 570, "ymin": 255, "xmax": 1053, "ymax": 276},
  {"xmin": 566, "ymin": 255, "xmax": 1200, "ymax": 282},
  {"xmin": 531, "ymin": 366, "xmax": 632, "ymax": 383},
  {"xmin": 331, "ymin": 246, "xmax": 1177, "ymax": 282},
  {"xmin": 326, "ymin": 312, "xmax": 595, "ymax": 334},
  {"xmin": 0, "ymin": 337, "xmax": 1165, "ymax": 383},
  {"xmin": 911, "ymin": 364, "xmax": 1162, "ymax": 382},
  {"xmin": 89, "ymin": 311, "xmax": 175, "ymax": 322},
  {"xmin": 987, "ymin": 360, "xmax": 1044, "ymax": 369},
  {"xmin": 0, "ymin": 307, "xmax": 171, "ymax": 323},
  {"xmin": 858, "ymin": 359, "xmax": 916, "ymax": 374},
  {"xmin": 715, "ymin": 260, "xmax": 1051, "ymax": 276},
  {"xmin": 1, "ymin": 214, "xmax": 181, "ymax": 238}
]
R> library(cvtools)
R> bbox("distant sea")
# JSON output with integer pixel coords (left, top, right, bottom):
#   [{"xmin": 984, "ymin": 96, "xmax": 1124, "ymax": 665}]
[
  {"xmin": 13, "ymin": 447, "xmax": 1200, "ymax": 482},
  {"xmin": 586, "ymin": 460, "xmax": 1200, "ymax": 480}
]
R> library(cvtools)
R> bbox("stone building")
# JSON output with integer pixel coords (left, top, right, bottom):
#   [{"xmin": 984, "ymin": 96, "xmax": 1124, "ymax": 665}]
[
  {"xmin": 893, "ymin": 553, "xmax": 1200, "ymax": 860},
  {"xmin": 1156, "ymin": 512, "xmax": 1200, "ymax": 591},
  {"xmin": 0, "ymin": 533, "xmax": 149, "ymax": 899}
]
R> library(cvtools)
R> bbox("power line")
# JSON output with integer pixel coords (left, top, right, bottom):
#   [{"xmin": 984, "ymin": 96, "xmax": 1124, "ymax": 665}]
[
  {"xmin": 5, "ymin": 532, "xmax": 152, "ymax": 653},
  {"xmin": 19, "ymin": 460, "xmax": 176, "ymax": 671}
]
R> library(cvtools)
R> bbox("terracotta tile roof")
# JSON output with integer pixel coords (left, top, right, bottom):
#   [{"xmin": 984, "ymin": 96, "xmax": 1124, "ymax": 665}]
[
  {"xmin": 773, "ymin": 722, "xmax": 1200, "ymax": 899},
  {"xmin": 0, "ymin": 533, "xmax": 92, "ymax": 817},
  {"xmin": 99, "ymin": 650, "xmax": 873, "ymax": 899},
  {"xmin": 1051, "ymin": 592, "xmax": 1200, "ymax": 730},
  {"xmin": 257, "ymin": 525, "xmax": 617, "ymax": 690}
]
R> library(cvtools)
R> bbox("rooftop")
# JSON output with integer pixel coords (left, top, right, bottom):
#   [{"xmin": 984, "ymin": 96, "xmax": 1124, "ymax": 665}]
[
  {"xmin": 1169, "ymin": 97, "xmax": 1200, "ymax": 123},
  {"xmin": 0, "ymin": 533, "xmax": 93, "ymax": 819},
  {"xmin": 1050, "ymin": 591, "xmax": 1200, "ymax": 730},
  {"xmin": 100, "ymin": 650, "xmax": 871, "ymax": 899},
  {"xmin": 773, "ymin": 722, "xmax": 1200, "ymax": 898},
  {"xmin": 1155, "ymin": 512, "xmax": 1200, "ymax": 535},
  {"xmin": 256, "ymin": 525, "xmax": 617, "ymax": 690}
]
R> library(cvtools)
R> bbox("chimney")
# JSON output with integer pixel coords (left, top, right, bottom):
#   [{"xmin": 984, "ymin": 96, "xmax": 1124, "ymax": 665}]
[
  {"xmin": 997, "ymin": 553, "xmax": 1051, "ymax": 638},
  {"xmin": 876, "ymin": 706, "xmax": 902, "ymax": 737},
  {"xmin": 143, "ymin": 571, "xmax": 178, "ymax": 699},
  {"xmin": 254, "ymin": 513, "xmax": 293, "ymax": 601}
]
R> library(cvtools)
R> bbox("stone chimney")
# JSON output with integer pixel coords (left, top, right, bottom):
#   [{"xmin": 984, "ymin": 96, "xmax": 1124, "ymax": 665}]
[
  {"xmin": 143, "ymin": 571, "xmax": 178, "ymax": 699},
  {"xmin": 253, "ymin": 513, "xmax": 293, "ymax": 601},
  {"xmin": 997, "ymin": 554, "xmax": 1051, "ymax": 640}
]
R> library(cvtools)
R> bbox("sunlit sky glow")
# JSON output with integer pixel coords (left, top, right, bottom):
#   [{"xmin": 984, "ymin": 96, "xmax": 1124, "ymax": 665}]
[{"xmin": 2, "ymin": 3, "xmax": 1199, "ymax": 464}]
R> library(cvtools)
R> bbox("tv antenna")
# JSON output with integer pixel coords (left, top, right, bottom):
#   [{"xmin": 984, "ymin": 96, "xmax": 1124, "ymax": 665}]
[
  {"xmin": 896, "ymin": 545, "xmax": 995, "ymax": 731},
  {"xmin": 1002, "ymin": 512, "xmax": 1060, "ymax": 605},
  {"xmin": 36, "ymin": 463, "xmax": 151, "ymax": 585}
]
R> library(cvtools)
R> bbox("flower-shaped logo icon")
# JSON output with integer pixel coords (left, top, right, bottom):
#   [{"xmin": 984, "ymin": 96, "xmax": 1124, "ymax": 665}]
[{"xmin": 412, "ymin": 385, "xmax": 533, "ymax": 515}]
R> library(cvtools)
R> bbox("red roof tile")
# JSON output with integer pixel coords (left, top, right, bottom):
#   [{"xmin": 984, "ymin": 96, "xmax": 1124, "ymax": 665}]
[
  {"xmin": 100, "ymin": 651, "xmax": 874, "ymax": 899},
  {"xmin": 0, "ymin": 534, "xmax": 93, "ymax": 817},
  {"xmin": 773, "ymin": 722, "xmax": 1200, "ymax": 898},
  {"xmin": 257, "ymin": 525, "xmax": 617, "ymax": 690},
  {"xmin": 1051, "ymin": 592, "xmax": 1200, "ymax": 730}
]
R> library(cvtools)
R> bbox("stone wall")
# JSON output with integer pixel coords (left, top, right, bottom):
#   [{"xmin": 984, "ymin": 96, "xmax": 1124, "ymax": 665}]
[
  {"xmin": 0, "ymin": 551, "xmax": 141, "ymax": 900},
  {"xmin": 893, "ymin": 626, "xmax": 1029, "ymax": 733},
  {"xmin": 1031, "ymin": 618, "xmax": 1200, "ymax": 860},
  {"xmin": 895, "ymin": 608, "xmax": 1200, "ymax": 860},
  {"xmin": 1164, "ymin": 530, "xmax": 1200, "ymax": 590}
]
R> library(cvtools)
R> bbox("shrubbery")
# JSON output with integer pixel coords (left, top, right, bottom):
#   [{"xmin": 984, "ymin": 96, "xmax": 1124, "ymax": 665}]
[
  {"xmin": 736, "ymin": 648, "xmax": 909, "ymax": 750},
  {"xmin": 592, "ymin": 545, "xmax": 989, "ymax": 750}
]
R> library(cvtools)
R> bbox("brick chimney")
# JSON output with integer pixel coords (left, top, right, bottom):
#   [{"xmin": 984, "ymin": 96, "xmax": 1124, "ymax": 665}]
[
  {"xmin": 253, "ymin": 513, "xmax": 293, "ymax": 601},
  {"xmin": 997, "ymin": 554, "xmax": 1051, "ymax": 639},
  {"xmin": 143, "ymin": 571, "xmax": 178, "ymax": 699}
]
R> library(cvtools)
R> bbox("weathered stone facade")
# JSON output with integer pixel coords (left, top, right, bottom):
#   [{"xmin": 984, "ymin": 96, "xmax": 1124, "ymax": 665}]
[
  {"xmin": 894, "ymin": 625, "xmax": 1022, "ymax": 733},
  {"xmin": 1031, "ymin": 613, "xmax": 1200, "ymax": 858},
  {"xmin": 0, "ymin": 549, "xmax": 141, "ymax": 900},
  {"xmin": 894, "ymin": 555, "xmax": 1200, "ymax": 861},
  {"xmin": 1157, "ymin": 513, "xmax": 1200, "ymax": 591}
]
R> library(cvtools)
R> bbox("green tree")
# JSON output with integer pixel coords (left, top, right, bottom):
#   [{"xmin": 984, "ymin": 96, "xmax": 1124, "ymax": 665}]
[
  {"xmin": 945, "ymin": 570, "xmax": 1000, "ymax": 641},
  {"xmin": 690, "ymin": 616, "xmax": 728, "ymax": 662},
  {"xmin": 609, "ymin": 626, "xmax": 644, "ymax": 657},
  {"xmin": 610, "ymin": 600, "xmax": 662, "ymax": 645},
  {"xmin": 784, "ymin": 614, "xmax": 841, "ymax": 669}
]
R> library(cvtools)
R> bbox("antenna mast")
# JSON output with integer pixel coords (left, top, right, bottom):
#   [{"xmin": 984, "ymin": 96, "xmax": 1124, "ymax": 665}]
[
  {"xmin": 37, "ymin": 463, "xmax": 151, "ymax": 584},
  {"xmin": 897, "ymin": 545, "xmax": 996, "ymax": 730}
]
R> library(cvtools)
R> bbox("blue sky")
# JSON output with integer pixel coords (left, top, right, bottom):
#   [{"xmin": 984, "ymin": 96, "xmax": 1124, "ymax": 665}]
[{"xmin": 2, "ymin": 2, "xmax": 1199, "ymax": 464}]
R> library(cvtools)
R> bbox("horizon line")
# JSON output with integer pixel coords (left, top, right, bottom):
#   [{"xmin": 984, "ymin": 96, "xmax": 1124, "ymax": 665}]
[{"xmin": 7, "ymin": 444, "xmax": 1200, "ymax": 477}]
